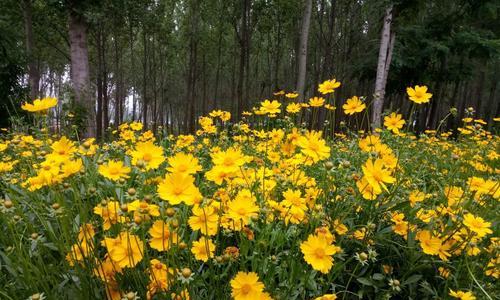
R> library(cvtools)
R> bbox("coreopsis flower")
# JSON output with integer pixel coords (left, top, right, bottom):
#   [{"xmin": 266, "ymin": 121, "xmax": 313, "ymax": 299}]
[
  {"xmin": 227, "ymin": 190, "xmax": 259, "ymax": 226},
  {"xmin": 416, "ymin": 230, "xmax": 441, "ymax": 255},
  {"xmin": 167, "ymin": 152, "xmax": 202, "ymax": 175},
  {"xmin": 259, "ymin": 100, "xmax": 281, "ymax": 115},
  {"xmin": 462, "ymin": 213, "xmax": 493, "ymax": 238},
  {"xmin": 129, "ymin": 121, "xmax": 143, "ymax": 131},
  {"xmin": 409, "ymin": 190, "xmax": 427, "ymax": 207},
  {"xmin": 384, "ymin": 112, "xmax": 405, "ymax": 133},
  {"xmin": 191, "ymin": 236, "xmax": 215, "ymax": 262},
  {"xmin": 315, "ymin": 294, "xmax": 337, "ymax": 300},
  {"xmin": 66, "ymin": 240, "xmax": 94, "ymax": 266},
  {"xmin": 318, "ymin": 79, "xmax": 341, "ymax": 94},
  {"xmin": 407, "ymin": 85, "xmax": 432, "ymax": 104},
  {"xmin": 361, "ymin": 158, "xmax": 396, "ymax": 194},
  {"xmin": 230, "ymin": 272, "xmax": 266, "ymax": 300},
  {"xmin": 286, "ymin": 103, "xmax": 301, "ymax": 114},
  {"xmin": 285, "ymin": 92, "xmax": 299, "ymax": 99},
  {"xmin": 127, "ymin": 200, "xmax": 160, "ymax": 220},
  {"xmin": 342, "ymin": 96, "xmax": 366, "ymax": 115},
  {"xmin": 106, "ymin": 232, "xmax": 144, "ymax": 268},
  {"xmin": 281, "ymin": 189, "xmax": 307, "ymax": 211},
  {"xmin": 148, "ymin": 220, "xmax": 178, "ymax": 251},
  {"xmin": 94, "ymin": 200, "xmax": 126, "ymax": 230},
  {"xmin": 48, "ymin": 136, "xmax": 77, "ymax": 161},
  {"xmin": 210, "ymin": 147, "xmax": 248, "ymax": 172},
  {"xmin": 300, "ymin": 233, "xmax": 339, "ymax": 273},
  {"xmin": 188, "ymin": 205, "xmax": 219, "ymax": 236},
  {"xmin": 309, "ymin": 97, "xmax": 325, "ymax": 107},
  {"xmin": 296, "ymin": 131, "xmax": 331, "ymax": 163},
  {"xmin": 356, "ymin": 176, "xmax": 380, "ymax": 200},
  {"xmin": 21, "ymin": 96, "xmax": 58, "ymax": 114},
  {"xmin": 157, "ymin": 173, "xmax": 200, "ymax": 205},
  {"xmin": 98, "ymin": 160, "xmax": 131, "ymax": 181},
  {"xmin": 130, "ymin": 140, "xmax": 165, "ymax": 170},
  {"xmin": 358, "ymin": 135, "xmax": 381, "ymax": 152},
  {"xmin": 449, "ymin": 289, "xmax": 476, "ymax": 300}
]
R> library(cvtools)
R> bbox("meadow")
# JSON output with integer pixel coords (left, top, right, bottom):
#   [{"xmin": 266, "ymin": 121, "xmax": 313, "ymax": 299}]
[{"xmin": 0, "ymin": 80, "xmax": 498, "ymax": 300}]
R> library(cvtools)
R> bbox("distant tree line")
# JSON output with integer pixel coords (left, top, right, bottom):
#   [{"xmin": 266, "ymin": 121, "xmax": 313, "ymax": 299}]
[{"xmin": 0, "ymin": 0, "xmax": 498, "ymax": 136}]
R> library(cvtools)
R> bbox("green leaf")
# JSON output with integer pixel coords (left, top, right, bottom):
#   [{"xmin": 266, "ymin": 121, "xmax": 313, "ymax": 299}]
[
  {"xmin": 403, "ymin": 274, "xmax": 422, "ymax": 286},
  {"xmin": 357, "ymin": 277, "xmax": 373, "ymax": 286}
]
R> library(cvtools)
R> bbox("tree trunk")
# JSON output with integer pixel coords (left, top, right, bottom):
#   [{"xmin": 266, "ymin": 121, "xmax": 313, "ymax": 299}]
[
  {"xmin": 23, "ymin": 0, "xmax": 39, "ymax": 100},
  {"xmin": 372, "ymin": 5, "xmax": 394, "ymax": 129},
  {"xmin": 68, "ymin": 2, "xmax": 95, "ymax": 137},
  {"xmin": 296, "ymin": 0, "xmax": 312, "ymax": 101}
]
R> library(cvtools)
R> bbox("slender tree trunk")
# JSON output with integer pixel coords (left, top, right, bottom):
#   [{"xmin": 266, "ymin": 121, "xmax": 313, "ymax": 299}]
[
  {"xmin": 68, "ymin": 2, "xmax": 95, "ymax": 137},
  {"xmin": 296, "ymin": 0, "xmax": 312, "ymax": 101},
  {"xmin": 96, "ymin": 27, "xmax": 103, "ymax": 139},
  {"xmin": 372, "ymin": 5, "xmax": 394, "ymax": 129},
  {"xmin": 23, "ymin": 0, "xmax": 39, "ymax": 100}
]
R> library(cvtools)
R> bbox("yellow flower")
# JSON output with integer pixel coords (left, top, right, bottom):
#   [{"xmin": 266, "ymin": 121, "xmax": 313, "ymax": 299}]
[
  {"xmin": 191, "ymin": 236, "xmax": 215, "ymax": 262},
  {"xmin": 463, "ymin": 213, "xmax": 492, "ymax": 238},
  {"xmin": 98, "ymin": 160, "xmax": 131, "ymax": 181},
  {"xmin": 318, "ymin": 79, "xmax": 341, "ymax": 94},
  {"xmin": 361, "ymin": 158, "xmax": 396, "ymax": 194},
  {"xmin": 285, "ymin": 92, "xmax": 299, "ymax": 99},
  {"xmin": 315, "ymin": 294, "xmax": 337, "ymax": 300},
  {"xmin": 286, "ymin": 103, "xmax": 301, "ymax": 114},
  {"xmin": 259, "ymin": 100, "xmax": 281, "ymax": 115},
  {"xmin": 309, "ymin": 97, "xmax": 325, "ymax": 107},
  {"xmin": 211, "ymin": 147, "xmax": 248, "ymax": 172},
  {"xmin": 407, "ymin": 85, "xmax": 432, "ymax": 104},
  {"xmin": 106, "ymin": 232, "xmax": 144, "ymax": 268},
  {"xmin": 296, "ymin": 131, "xmax": 331, "ymax": 163},
  {"xmin": 131, "ymin": 141, "xmax": 165, "ymax": 170},
  {"xmin": 449, "ymin": 289, "xmax": 476, "ymax": 300},
  {"xmin": 358, "ymin": 135, "xmax": 381, "ymax": 152},
  {"xmin": 157, "ymin": 173, "xmax": 200, "ymax": 205},
  {"xmin": 416, "ymin": 230, "xmax": 441, "ymax": 255},
  {"xmin": 93, "ymin": 200, "xmax": 126, "ymax": 230},
  {"xmin": 342, "ymin": 96, "xmax": 366, "ymax": 115},
  {"xmin": 148, "ymin": 220, "xmax": 178, "ymax": 251},
  {"xmin": 300, "ymin": 233, "xmax": 339, "ymax": 274},
  {"xmin": 167, "ymin": 152, "xmax": 202, "ymax": 175},
  {"xmin": 356, "ymin": 176, "xmax": 380, "ymax": 200},
  {"xmin": 384, "ymin": 112, "xmax": 405, "ymax": 133},
  {"xmin": 49, "ymin": 136, "xmax": 77, "ymax": 161},
  {"xmin": 188, "ymin": 205, "xmax": 219, "ymax": 236},
  {"xmin": 227, "ymin": 190, "xmax": 259, "ymax": 226},
  {"xmin": 21, "ymin": 97, "xmax": 58, "ymax": 114},
  {"xmin": 230, "ymin": 271, "xmax": 266, "ymax": 300}
]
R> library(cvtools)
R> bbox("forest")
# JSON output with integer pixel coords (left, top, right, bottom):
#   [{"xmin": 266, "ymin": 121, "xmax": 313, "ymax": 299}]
[{"xmin": 1, "ymin": 0, "xmax": 498, "ymax": 136}]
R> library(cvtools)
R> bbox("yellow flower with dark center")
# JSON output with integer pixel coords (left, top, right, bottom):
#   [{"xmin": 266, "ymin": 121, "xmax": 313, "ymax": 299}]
[
  {"xmin": 342, "ymin": 96, "xmax": 366, "ymax": 115},
  {"xmin": 230, "ymin": 271, "xmax": 266, "ymax": 300},
  {"xmin": 167, "ymin": 152, "xmax": 202, "ymax": 175},
  {"xmin": 148, "ymin": 220, "xmax": 178, "ymax": 251},
  {"xmin": 21, "ymin": 97, "xmax": 58, "ymax": 114},
  {"xmin": 384, "ymin": 112, "xmax": 405, "ymax": 133},
  {"xmin": 318, "ymin": 79, "xmax": 341, "ymax": 94},
  {"xmin": 98, "ymin": 160, "xmax": 131, "ymax": 181},
  {"xmin": 309, "ymin": 97, "xmax": 325, "ymax": 107},
  {"xmin": 49, "ymin": 136, "xmax": 77, "ymax": 161},
  {"xmin": 300, "ymin": 233, "xmax": 339, "ymax": 274},
  {"xmin": 191, "ymin": 236, "xmax": 215, "ymax": 262},
  {"xmin": 211, "ymin": 147, "xmax": 248, "ymax": 172},
  {"xmin": 131, "ymin": 140, "xmax": 165, "ymax": 170},
  {"xmin": 463, "ymin": 213, "xmax": 492, "ymax": 238},
  {"xmin": 157, "ymin": 173, "xmax": 200, "ymax": 205},
  {"xmin": 361, "ymin": 158, "xmax": 396, "ymax": 194},
  {"xmin": 407, "ymin": 85, "xmax": 432, "ymax": 104}
]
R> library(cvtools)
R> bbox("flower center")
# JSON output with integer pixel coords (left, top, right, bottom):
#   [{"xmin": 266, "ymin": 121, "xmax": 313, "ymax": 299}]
[
  {"xmin": 315, "ymin": 248, "xmax": 326, "ymax": 258},
  {"xmin": 241, "ymin": 284, "xmax": 252, "ymax": 294},
  {"xmin": 143, "ymin": 153, "xmax": 152, "ymax": 162}
]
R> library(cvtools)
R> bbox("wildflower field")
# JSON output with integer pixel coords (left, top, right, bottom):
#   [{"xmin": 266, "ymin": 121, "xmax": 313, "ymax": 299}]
[{"xmin": 0, "ymin": 81, "xmax": 498, "ymax": 300}]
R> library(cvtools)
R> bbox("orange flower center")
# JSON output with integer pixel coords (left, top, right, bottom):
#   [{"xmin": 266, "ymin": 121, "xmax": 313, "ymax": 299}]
[{"xmin": 241, "ymin": 284, "xmax": 252, "ymax": 294}]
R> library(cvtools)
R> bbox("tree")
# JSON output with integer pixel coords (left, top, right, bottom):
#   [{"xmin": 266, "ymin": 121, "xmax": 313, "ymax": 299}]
[{"xmin": 296, "ymin": 0, "xmax": 312, "ymax": 101}]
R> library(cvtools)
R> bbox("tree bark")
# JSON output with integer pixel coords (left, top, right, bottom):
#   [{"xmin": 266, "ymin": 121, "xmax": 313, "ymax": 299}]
[
  {"xmin": 372, "ymin": 5, "xmax": 394, "ymax": 129},
  {"xmin": 23, "ymin": 0, "xmax": 39, "ymax": 100},
  {"xmin": 68, "ymin": 2, "xmax": 95, "ymax": 137},
  {"xmin": 296, "ymin": 0, "xmax": 312, "ymax": 101}
]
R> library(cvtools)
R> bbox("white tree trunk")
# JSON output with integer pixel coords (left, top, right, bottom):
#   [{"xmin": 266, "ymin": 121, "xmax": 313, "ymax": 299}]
[
  {"xmin": 68, "ymin": 8, "xmax": 95, "ymax": 137},
  {"xmin": 296, "ymin": 0, "xmax": 312, "ymax": 101},
  {"xmin": 372, "ymin": 5, "xmax": 394, "ymax": 128}
]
